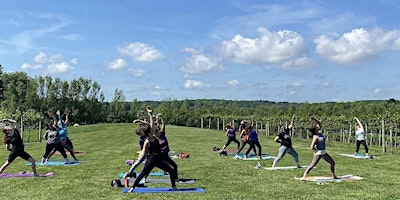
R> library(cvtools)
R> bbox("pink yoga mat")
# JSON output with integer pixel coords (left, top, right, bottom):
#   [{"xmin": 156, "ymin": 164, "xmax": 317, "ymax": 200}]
[{"xmin": 0, "ymin": 172, "xmax": 54, "ymax": 178}]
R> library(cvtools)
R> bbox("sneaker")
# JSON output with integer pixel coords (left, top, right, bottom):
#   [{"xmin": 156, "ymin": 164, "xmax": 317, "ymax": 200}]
[
  {"xmin": 112, "ymin": 180, "xmax": 118, "ymax": 189},
  {"xmin": 354, "ymin": 153, "xmax": 358, "ymax": 156},
  {"xmin": 128, "ymin": 187, "xmax": 135, "ymax": 192},
  {"xmin": 255, "ymin": 162, "xmax": 261, "ymax": 169},
  {"xmin": 33, "ymin": 173, "xmax": 39, "ymax": 177}
]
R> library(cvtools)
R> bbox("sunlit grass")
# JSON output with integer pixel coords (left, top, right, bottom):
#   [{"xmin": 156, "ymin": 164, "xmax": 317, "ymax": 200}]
[{"xmin": 0, "ymin": 123, "xmax": 399, "ymax": 200}]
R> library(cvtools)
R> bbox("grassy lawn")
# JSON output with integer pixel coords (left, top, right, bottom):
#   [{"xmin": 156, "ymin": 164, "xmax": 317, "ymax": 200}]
[{"xmin": 0, "ymin": 123, "xmax": 399, "ymax": 200}]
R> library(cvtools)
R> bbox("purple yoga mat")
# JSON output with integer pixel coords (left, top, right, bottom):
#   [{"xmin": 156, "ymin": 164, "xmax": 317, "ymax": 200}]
[{"xmin": 0, "ymin": 172, "xmax": 54, "ymax": 178}]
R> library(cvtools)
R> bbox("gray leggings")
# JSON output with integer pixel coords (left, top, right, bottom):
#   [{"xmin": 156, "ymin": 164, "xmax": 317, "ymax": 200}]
[
  {"xmin": 273, "ymin": 146, "xmax": 299, "ymax": 163},
  {"xmin": 304, "ymin": 153, "xmax": 335, "ymax": 176}
]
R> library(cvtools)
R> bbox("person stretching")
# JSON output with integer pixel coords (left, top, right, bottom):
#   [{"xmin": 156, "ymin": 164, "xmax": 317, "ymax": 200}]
[
  {"xmin": 354, "ymin": 117, "xmax": 369, "ymax": 157},
  {"xmin": 245, "ymin": 125, "xmax": 262, "ymax": 160},
  {"xmin": 154, "ymin": 113, "xmax": 179, "ymax": 181},
  {"xmin": 41, "ymin": 123, "xmax": 70, "ymax": 164},
  {"xmin": 301, "ymin": 116, "xmax": 337, "ymax": 180},
  {"xmin": 220, "ymin": 123, "xmax": 240, "ymax": 152},
  {"xmin": 271, "ymin": 114, "xmax": 301, "ymax": 168},
  {"xmin": 0, "ymin": 119, "xmax": 38, "ymax": 176},
  {"xmin": 127, "ymin": 107, "xmax": 178, "ymax": 192}
]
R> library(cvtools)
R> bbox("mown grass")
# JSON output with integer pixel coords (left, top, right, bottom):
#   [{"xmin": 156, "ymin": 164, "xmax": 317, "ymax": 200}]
[{"xmin": 0, "ymin": 123, "xmax": 399, "ymax": 200}]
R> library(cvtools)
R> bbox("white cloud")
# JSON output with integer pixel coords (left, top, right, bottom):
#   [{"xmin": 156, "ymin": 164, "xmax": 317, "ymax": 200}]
[
  {"xmin": 288, "ymin": 81, "xmax": 303, "ymax": 88},
  {"xmin": 218, "ymin": 27, "xmax": 307, "ymax": 65},
  {"xmin": 70, "ymin": 58, "xmax": 78, "ymax": 64},
  {"xmin": 149, "ymin": 91, "xmax": 161, "ymax": 96},
  {"xmin": 315, "ymin": 28, "xmax": 400, "ymax": 65},
  {"xmin": 227, "ymin": 79, "xmax": 239, "ymax": 86},
  {"xmin": 21, "ymin": 63, "xmax": 42, "ymax": 70},
  {"xmin": 184, "ymin": 79, "xmax": 209, "ymax": 89},
  {"xmin": 128, "ymin": 68, "xmax": 146, "ymax": 77},
  {"xmin": 33, "ymin": 51, "xmax": 62, "ymax": 64},
  {"xmin": 281, "ymin": 56, "xmax": 315, "ymax": 70},
  {"xmin": 118, "ymin": 42, "xmax": 164, "ymax": 62},
  {"xmin": 47, "ymin": 62, "xmax": 73, "ymax": 74},
  {"xmin": 374, "ymin": 88, "xmax": 381, "ymax": 93},
  {"xmin": 182, "ymin": 47, "xmax": 203, "ymax": 54},
  {"xmin": 108, "ymin": 58, "xmax": 127, "ymax": 70},
  {"xmin": 180, "ymin": 54, "xmax": 223, "ymax": 74},
  {"xmin": 321, "ymin": 82, "xmax": 330, "ymax": 87}
]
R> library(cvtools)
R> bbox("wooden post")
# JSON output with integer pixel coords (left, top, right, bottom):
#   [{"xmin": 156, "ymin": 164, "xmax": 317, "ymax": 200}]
[
  {"xmin": 382, "ymin": 119, "xmax": 386, "ymax": 153},
  {"xmin": 201, "ymin": 117, "xmax": 203, "ymax": 128},
  {"xmin": 390, "ymin": 124, "xmax": 393, "ymax": 154},
  {"xmin": 39, "ymin": 121, "xmax": 42, "ymax": 143},
  {"xmin": 217, "ymin": 118, "xmax": 220, "ymax": 131},
  {"xmin": 208, "ymin": 118, "xmax": 211, "ymax": 129}
]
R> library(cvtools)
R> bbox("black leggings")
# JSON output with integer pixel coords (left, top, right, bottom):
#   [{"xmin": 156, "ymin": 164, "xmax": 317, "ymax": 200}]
[
  {"xmin": 43, "ymin": 143, "xmax": 68, "ymax": 159},
  {"xmin": 225, "ymin": 137, "xmax": 240, "ymax": 149},
  {"xmin": 237, "ymin": 140, "xmax": 256, "ymax": 155},
  {"xmin": 133, "ymin": 154, "xmax": 178, "ymax": 188},
  {"xmin": 161, "ymin": 153, "xmax": 178, "ymax": 180},
  {"xmin": 245, "ymin": 140, "xmax": 262, "ymax": 157},
  {"xmin": 356, "ymin": 140, "xmax": 368, "ymax": 154}
]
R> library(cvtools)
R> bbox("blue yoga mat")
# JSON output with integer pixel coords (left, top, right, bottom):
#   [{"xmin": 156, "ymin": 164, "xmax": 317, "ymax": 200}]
[
  {"xmin": 121, "ymin": 187, "xmax": 205, "ymax": 193},
  {"xmin": 119, "ymin": 172, "xmax": 167, "ymax": 178},
  {"xmin": 262, "ymin": 165, "xmax": 308, "ymax": 170},
  {"xmin": 28, "ymin": 161, "xmax": 80, "ymax": 166}
]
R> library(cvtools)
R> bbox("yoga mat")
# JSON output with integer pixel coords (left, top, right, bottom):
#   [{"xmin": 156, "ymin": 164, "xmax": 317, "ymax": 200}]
[
  {"xmin": 119, "ymin": 171, "xmax": 168, "ymax": 178},
  {"xmin": 0, "ymin": 172, "xmax": 54, "ymax": 178},
  {"xmin": 123, "ymin": 178, "xmax": 195, "ymax": 184},
  {"xmin": 262, "ymin": 166, "xmax": 308, "ymax": 170},
  {"xmin": 233, "ymin": 154, "xmax": 275, "ymax": 161},
  {"xmin": 28, "ymin": 161, "xmax": 80, "ymax": 166},
  {"xmin": 340, "ymin": 154, "xmax": 374, "ymax": 159},
  {"xmin": 125, "ymin": 160, "xmax": 146, "ymax": 165},
  {"xmin": 122, "ymin": 187, "xmax": 205, "ymax": 193},
  {"xmin": 295, "ymin": 174, "xmax": 363, "ymax": 182},
  {"xmin": 55, "ymin": 151, "xmax": 86, "ymax": 155}
]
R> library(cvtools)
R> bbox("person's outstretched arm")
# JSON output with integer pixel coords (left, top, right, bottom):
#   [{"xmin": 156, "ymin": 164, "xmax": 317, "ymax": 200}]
[
  {"xmin": 310, "ymin": 116, "xmax": 322, "ymax": 130},
  {"xmin": 354, "ymin": 117, "xmax": 364, "ymax": 130},
  {"xmin": 288, "ymin": 114, "xmax": 296, "ymax": 129}
]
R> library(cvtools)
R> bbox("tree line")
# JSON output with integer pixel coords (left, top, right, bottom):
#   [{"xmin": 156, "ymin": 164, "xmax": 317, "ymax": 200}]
[{"xmin": 1, "ymin": 64, "xmax": 399, "ymax": 151}]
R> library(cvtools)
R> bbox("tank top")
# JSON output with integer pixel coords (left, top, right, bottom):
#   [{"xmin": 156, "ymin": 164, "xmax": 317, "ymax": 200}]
[
  {"xmin": 147, "ymin": 137, "xmax": 161, "ymax": 156},
  {"xmin": 356, "ymin": 129, "xmax": 365, "ymax": 141},
  {"xmin": 227, "ymin": 128, "xmax": 236, "ymax": 137}
]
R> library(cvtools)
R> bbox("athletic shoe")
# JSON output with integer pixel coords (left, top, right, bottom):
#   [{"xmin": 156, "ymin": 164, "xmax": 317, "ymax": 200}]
[
  {"xmin": 33, "ymin": 173, "xmax": 39, "ymax": 177},
  {"xmin": 112, "ymin": 180, "xmax": 118, "ymax": 189},
  {"xmin": 354, "ymin": 153, "xmax": 358, "ymax": 156}
]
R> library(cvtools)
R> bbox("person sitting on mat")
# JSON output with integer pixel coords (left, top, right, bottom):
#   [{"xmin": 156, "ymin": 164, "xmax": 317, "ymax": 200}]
[
  {"xmin": 354, "ymin": 117, "xmax": 369, "ymax": 157},
  {"xmin": 271, "ymin": 114, "xmax": 301, "ymax": 169},
  {"xmin": 301, "ymin": 116, "xmax": 338, "ymax": 180},
  {"xmin": 0, "ymin": 119, "xmax": 38, "ymax": 176},
  {"xmin": 127, "ymin": 106, "xmax": 178, "ymax": 192},
  {"xmin": 41, "ymin": 123, "xmax": 70, "ymax": 165},
  {"xmin": 220, "ymin": 123, "xmax": 240, "ymax": 153}
]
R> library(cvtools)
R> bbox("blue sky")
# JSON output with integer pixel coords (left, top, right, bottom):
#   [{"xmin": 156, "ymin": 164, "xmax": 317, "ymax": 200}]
[{"xmin": 1, "ymin": 0, "xmax": 400, "ymax": 103}]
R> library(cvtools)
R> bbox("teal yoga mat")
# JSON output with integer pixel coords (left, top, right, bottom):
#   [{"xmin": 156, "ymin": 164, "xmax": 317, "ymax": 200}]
[
  {"xmin": 119, "ymin": 171, "xmax": 168, "ymax": 178},
  {"xmin": 28, "ymin": 161, "xmax": 80, "ymax": 166},
  {"xmin": 122, "ymin": 187, "xmax": 205, "ymax": 193}
]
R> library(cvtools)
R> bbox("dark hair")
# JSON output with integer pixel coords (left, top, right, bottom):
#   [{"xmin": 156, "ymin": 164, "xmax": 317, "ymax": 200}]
[
  {"xmin": 135, "ymin": 128, "xmax": 141, "ymax": 136},
  {"xmin": 308, "ymin": 126, "xmax": 318, "ymax": 135}
]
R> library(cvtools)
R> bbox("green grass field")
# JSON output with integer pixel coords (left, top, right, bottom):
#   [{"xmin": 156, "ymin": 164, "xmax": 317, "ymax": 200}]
[{"xmin": 0, "ymin": 123, "xmax": 399, "ymax": 200}]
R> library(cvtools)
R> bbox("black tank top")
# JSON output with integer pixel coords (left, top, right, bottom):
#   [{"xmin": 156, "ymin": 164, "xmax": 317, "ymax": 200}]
[{"xmin": 147, "ymin": 137, "xmax": 161, "ymax": 155}]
